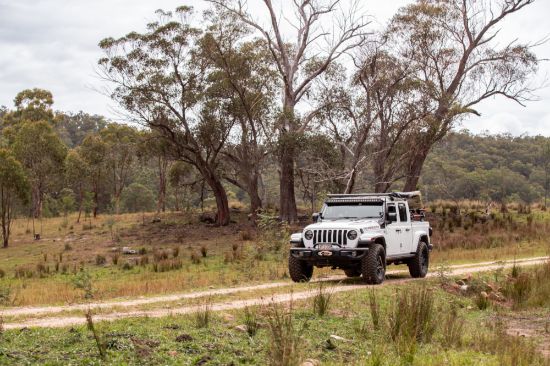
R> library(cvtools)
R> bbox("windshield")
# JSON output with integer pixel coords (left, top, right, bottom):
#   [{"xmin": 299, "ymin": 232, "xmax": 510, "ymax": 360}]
[{"xmin": 322, "ymin": 202, "xmax": 384, "ymax": 220}]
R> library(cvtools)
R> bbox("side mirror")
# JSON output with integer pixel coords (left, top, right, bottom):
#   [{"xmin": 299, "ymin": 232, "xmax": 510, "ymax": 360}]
[
  {"xmin": 312, "ymin": 212, "xmax": 320, "ymax": 222},
  {"xmin": 386, "ymin": 212, "xmax": 397, "ymax": 223}
]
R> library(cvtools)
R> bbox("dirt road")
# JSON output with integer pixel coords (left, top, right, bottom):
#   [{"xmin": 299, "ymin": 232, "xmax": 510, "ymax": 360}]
[{"xmin": 1, "ymin": 256, "xmax": 547, "ymax": 329}]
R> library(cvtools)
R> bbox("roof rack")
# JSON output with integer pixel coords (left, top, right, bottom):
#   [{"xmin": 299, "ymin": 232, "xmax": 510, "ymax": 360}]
[{"xmin": 327, "ymin": 191, "xmax": 421, "ymax": 199}]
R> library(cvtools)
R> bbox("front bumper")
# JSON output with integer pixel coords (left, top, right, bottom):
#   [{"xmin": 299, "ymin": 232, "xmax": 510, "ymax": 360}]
[{"xmin": 290, "ymin": 247, "xmax": 369, "ymax": 265}]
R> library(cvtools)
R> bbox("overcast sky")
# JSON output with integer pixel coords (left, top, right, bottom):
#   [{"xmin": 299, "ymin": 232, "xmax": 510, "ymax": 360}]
[{"xmin": 0, "ymin": 0, "xmax": 549, "ymax": 136}]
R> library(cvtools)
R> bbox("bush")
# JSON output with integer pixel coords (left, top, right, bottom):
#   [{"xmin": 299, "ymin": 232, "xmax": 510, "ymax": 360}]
[
  {"xmin": 190, "ymin": 252, "xmax": 201, "ymax": 264},
  {"xmin": 95, "ymin": 255, "xmax": 106, "ymax": 266},
  {"xmin": 312, "ymin": 282, "xmax": 332, "ymax": 317},
  {"xmin": 440, "ymin": 303, "xmax": 464, "ymax": 348},
  {"xmin": 194, "ymin": 304, "xmax": 211, "ymax": 328},
  {"xmin": 200, "ymin": 246, "xmax": 207, "ymax": 258},
  {"xmin": 0, "ymin": 285, "xmax": 11, "ymax": 305},
  {"xmin": 72, "ymin": 271, "xmax": 93, "ymax": 299},
  {"xmin": 121, "ymin": 183, "xmax": 155, "ymax": 213},
  {"xmin": 266, "ymin": 302, "xmax": 302, "ymax": 366},
  {"xmin": 152, "ymin": 259, "xmax": 182, "ymax": 273},
  {"xmin": 139, "ymin": 255, "xmax": 149, "ymax": 266},
  {"xmin": 243, "ymin": 307, "xmax": 259, "ymax": 337},
  {"xmin": 0, "ymin": 268, "xmax": 5, "ymax": 278},
  {"xmin": 475, "ymin": 293, "xmax": 490, "ymax": 310},
  {"xmin": 369, "ymin": 289, "xmax": 381, "ymax": 331},
  {"xmin": 388, "ymin": 286, "xmax": 436, "ymax": 344},
  {"xmin": 111, "ymin": 253, "xmax": 120, "ymax": 265}
]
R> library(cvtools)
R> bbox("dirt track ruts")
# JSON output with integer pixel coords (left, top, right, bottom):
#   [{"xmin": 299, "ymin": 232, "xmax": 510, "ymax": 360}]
[{"xmin": 1, "ymin": 256, "xmax": 547, "ymax": 329}]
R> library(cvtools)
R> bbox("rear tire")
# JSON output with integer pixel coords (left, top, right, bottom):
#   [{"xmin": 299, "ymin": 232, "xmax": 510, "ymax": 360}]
[
  {"xmin": 288, "ymin": 255, "xmax": 313, "ymax": 282},
  {"xmin": 408, "ymin": 241, "xmax": 429, "ymax": 278},
  {"xmin": 344, "ymin": 268, "xmax": 361, "ymax": 278},
  {"xmin": 361, "ymin": 244, "xmax": 386, "ymax": 284}
]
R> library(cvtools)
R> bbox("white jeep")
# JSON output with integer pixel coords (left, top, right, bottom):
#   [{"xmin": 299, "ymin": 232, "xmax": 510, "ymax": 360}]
[{"xmin": 288, "ymin": 192, "xmax": 433, "ymax": 284}]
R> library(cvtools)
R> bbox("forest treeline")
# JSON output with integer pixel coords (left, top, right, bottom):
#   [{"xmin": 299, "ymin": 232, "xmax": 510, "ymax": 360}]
[
  {"xmin": 0, "ymin": 0, "xmax": 544, "ymax": 246},
  {"xmin": 423, "ymin": 131, "xmax": 550, "ymax": 204}
]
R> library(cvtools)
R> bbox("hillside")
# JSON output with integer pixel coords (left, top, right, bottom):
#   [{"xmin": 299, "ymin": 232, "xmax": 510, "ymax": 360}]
[{"xmin": 422, "ymin": 131, "xmax": 550, "ymax": 204}]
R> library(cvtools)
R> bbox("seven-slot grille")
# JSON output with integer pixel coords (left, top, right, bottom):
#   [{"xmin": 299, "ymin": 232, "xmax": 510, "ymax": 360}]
[{"xmin": 312, "ymin": 229, "xmax": 349, "ymax": 246}]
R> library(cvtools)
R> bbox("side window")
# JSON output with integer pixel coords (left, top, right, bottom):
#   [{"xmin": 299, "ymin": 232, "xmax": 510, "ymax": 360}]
[
  {"xmin": 386, "ymin": 204, "xmax": 397, "ymax": 222},
  {"xmin": 398, "ymin": 203, "xmax": 408, "ymax": 222}
]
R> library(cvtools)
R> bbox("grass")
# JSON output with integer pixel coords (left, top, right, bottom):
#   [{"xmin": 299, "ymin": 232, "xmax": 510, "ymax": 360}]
[
  {"xmin": 503, "ymin": 261, "xmax": 550, "ymax": 309},
  {"xmin": 0, "ymin": 270, "xmax": 549, "ymax": 365},
  {"xmin": 0, "ymin": 205, "xmax": 548, "ymax": 308},
  {"xmin": 312, "ymin": 282, "xmax": 333, "ymax": 317}
]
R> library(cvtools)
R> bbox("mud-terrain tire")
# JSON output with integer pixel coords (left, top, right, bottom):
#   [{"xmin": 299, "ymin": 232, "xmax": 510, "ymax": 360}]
[
  {"xmin": 408, "ymin": 241, "xmax": 429, "ymax": 278},
  {"xmin": 344, "ymin": 268, "xmax": 361, "ymax": 278},
  {"xmin": 288, "ymin": 255, "xmax": 313, "ymax": 282},
  {"xmin": 361, "ymin": 244, "xmax": 386, "ymax": 284}
]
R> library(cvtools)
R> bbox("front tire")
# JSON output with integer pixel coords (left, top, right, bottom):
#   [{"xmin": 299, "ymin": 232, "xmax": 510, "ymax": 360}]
[
  {"xmin": 408, "ymin": 241, "xmax": 429, "ymax": 278},
  {"xmin": 361, "ymin": 244, "xmax": 386, "ymax": 284},
  {"xmin": 288, "ymin": 255, "xmax": 313, "ymax": 282}
]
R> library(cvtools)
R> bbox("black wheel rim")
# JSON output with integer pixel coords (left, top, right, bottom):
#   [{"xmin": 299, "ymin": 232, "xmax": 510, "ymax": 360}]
[{"xmin": 376, "ymin": 255, "xmax": 385, "ymax": 279}]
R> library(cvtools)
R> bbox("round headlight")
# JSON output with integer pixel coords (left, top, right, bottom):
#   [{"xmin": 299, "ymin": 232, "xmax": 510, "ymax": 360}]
[
  {"xmin": 347, "ymin": 230, "xmax": 358, "ymax": 240},
  {"xmin": 304, "ymin": 230, "xmax": 313, "ymax": 240}
]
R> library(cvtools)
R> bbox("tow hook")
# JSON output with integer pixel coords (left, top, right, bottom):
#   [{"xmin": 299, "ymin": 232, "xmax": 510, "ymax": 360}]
[{"xmin": 319, "ymin": 251, "xmax": 333, "ymax": 257}]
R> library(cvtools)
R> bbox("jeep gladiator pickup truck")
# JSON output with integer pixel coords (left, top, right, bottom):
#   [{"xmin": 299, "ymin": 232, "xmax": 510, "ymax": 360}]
[{"xmin": 288, "ymin": 192, "xmax": 433, "ymax": 284}]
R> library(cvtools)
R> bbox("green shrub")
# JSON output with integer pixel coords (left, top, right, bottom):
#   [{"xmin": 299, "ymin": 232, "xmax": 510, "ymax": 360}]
[
  {"xmin": 95, "ymin": 255, "xmax": 106, "ymax": 266},
  {"xmin": 312, "ymin": 282, "xmax": 332, "ymax": 317},
  {"xmin": 266, "ymin": 302, "xmax": 302, "ymax": 366},
  {"xmin": 388, "ymin": 286, "xmax": 436, "ymax": 344},
  {"xmin": 243, "ymin": 306, "xmax": 259, "ymax": 337}
]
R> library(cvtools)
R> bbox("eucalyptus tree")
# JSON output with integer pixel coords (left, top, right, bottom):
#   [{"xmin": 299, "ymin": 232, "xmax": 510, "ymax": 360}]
[
  {"xmin": 12, "ymin": 121, "xmax": 67, "ymax": 220},
  {"xmin": 100, "ymin": 124, "xmax": 139, "ymax": 214},
  {"xmin": 2, "ymin": 88, "xmax": 55, "ymax": 125},
  {"xmin": 312, "ymin": 46, "xmax": 426, "ymax": 194},
  {"xmin": 389, "ymin": 0, "xmax": 540, "ymax": 191},
  {"xmin": 80, "ymin": 134, "xmax": 107, "ymax": 218},
  {"xmin": 98, "ymin": 7, "xmax": 234, "ymax": 225},
  {"xmin": 139, "ymin": 130, "xmax": 174, "ymax": 213},
  {"xmin": 0, "ymin": 149, "xmax": 30, "ymax": 248},
  {"xmin": 199, "ymin": 9, "xmax": 278, "ymax": 218},
  {"xmin": 208, "ymin": 0, "xmax": 370, "ymax": 222},
  {"xmin": 65, "ymin": 149, "xmax": 90, "ymax": 223}
]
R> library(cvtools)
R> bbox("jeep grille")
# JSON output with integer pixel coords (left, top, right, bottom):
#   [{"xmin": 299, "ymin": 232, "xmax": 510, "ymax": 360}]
[{"xmin": 313, "ymin": 229, "xmax": 349, "ymax": 246}]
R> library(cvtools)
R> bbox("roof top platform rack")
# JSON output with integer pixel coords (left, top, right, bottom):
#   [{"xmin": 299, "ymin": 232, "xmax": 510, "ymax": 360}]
[{"xmin": 327, "ymin": 191, "xmax": 421, "ymax": 199}]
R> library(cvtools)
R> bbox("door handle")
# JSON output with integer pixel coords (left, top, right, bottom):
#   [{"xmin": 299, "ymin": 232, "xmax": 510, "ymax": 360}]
[
  {"xmin": 395, "ymin": 229, "xmax": 402, "ymax": 233},
  {"xmin": 405, "ymin": 228, "xmax": 410, "ymax": 232}
]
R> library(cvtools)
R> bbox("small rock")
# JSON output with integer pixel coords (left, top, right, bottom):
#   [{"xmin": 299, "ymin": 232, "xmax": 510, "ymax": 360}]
[
  {"xmin": 330, "ymin": 334, "xmax": 351, "ymax": 342},
  {"xmin": 460, "ymin": 285, "xmax": 469, "ymax": 292},
  {"xmin": 466, "ymin": 305, "xmax": 473, "ymax": 310},
  {"xmin": 235, "ymin": 325, "xmax": 248, "ymax": 332},
  {"xmin": 461, "ymin": 274, "xmax": 472, "ymax": 282},
  {"xmin": 456, "ymin": 280, "xmax": 466, "ymax": 286},
  {"xmin": 122, "ymin": 247, "xmax": 137, "ymax": 255},
  {"xmin": 152, "ymin": 217, "xmax": 161, "ymax": 223},
  {"xmin": 480, "ymin": 291, "xmax": 489, "ymax": 299},
  {"xmin": 168, "ymin": 351, "xmax": 178, "ymax": 357},
  {"xmin": 301, "ymin": 359, "xmax": 321, "ymax": 366}
]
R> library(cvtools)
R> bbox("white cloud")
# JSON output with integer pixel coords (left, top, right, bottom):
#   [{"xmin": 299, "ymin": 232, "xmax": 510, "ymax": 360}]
[{"xmin": 0, "ymin": 0, "xmax": 548, "ymax": 136}]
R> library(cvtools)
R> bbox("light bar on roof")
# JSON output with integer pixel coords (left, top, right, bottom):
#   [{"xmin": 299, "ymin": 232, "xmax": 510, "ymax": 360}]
[{"xmin": 325, "ymin": 197, "xmax": 384, "ymax": 204}]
